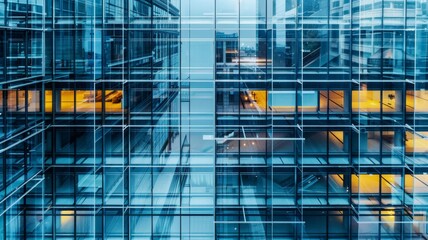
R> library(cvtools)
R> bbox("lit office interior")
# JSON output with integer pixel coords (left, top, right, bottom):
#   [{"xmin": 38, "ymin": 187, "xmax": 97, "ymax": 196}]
[{"xmin": 1, "ymin": 0, "xmax": 428, "ymax": 239}]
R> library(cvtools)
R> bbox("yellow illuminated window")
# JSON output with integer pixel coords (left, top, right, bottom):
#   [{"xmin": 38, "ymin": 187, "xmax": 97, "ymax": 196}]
[
  {"xmin": 413, "ymin": 175, "xmax": 428, "ymax": 193},
  {"xmin": 406, "ymin": 90, "xmax": 428, "ymax": 112},
  {"xmin": 59, "ymin": 210, "xmax": 74, "ymax": 232},
  {"xmin": 60, "ymin": 90, "xmax": 75, "ymax": 112},
  {"xmin": 382, "ymin": 90, "xmax": 401, "ymax": 112},
  {"xmin": 320, "ymin": 90, "xmax": 345, "ymax": 112},
  {"xmin": 352, "ymin": 174, "xmax": 379, "ymax": 194},
  {"xmin": 329, "ymin": 91, "xmax": 345, "ymax": 111},
  {"xmin": 406, "ymin": 174, "xmax": 428, "ymax": 194},
  {"xmin": 352, "ymin": 90, "xmax": 381, "ymax": 112},
  {"xmin": 405, "ymin": 174, "xmax": 413, "ymax": 194},
  {"xmin": 352, "ymin": 90, "xmax": 401, "ymax": 113},
  {"xmin": 2, "ymin": 90, "xmax": 41, "ymax": 112},
  {"xmin": 76, "ymin": 90, "xmax": 100, "ymax": 112},
  {"xmin": 329, "ymin": 174, "xmax": 345, "ymax": 188},
  {"xmin": 380, "ymin": 210, "xmax": 396, "ymax": 230},
  {"xmin": 105, "ymin": 90, "xmax": 123, "ymax": 112},
  {"xmin": 45, "ymin": 90, "xmax": 52, "ymax": 112},
  {"xmin": 60, "ymin": 210, "xmax": 74, "ymax": 223},
  {"xmin": 57, "ymin": 90, "xmax": 123, "ymax": 113},
  {"xmin": 240, "ymin": 90, "xmax": 267, "ymax": 111},
  {"xmin": 405, "ymin": 131, "xmax": 428, "ymax": 153},
  {"xmin": 381, "ymin": 174, "xmax": 401, "ymax": 194},
  {"xmin": 7, "ymin": 90, "xmax": 26, "ymax": 112},
  {"xmin": 330, "ymin": 131, "xmax": 344, "ymax": 142}
]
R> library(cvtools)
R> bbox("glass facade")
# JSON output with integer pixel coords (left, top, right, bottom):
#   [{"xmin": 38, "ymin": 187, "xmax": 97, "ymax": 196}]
[{"xmin": 1, "ymin": 0, "xmax": 428, "ymax": 238}]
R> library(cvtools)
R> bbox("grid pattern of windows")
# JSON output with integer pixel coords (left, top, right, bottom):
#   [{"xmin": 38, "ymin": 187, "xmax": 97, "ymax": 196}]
[{"xmin": 1, "ymin": 0, "xmax": 428, "ymax": 239}]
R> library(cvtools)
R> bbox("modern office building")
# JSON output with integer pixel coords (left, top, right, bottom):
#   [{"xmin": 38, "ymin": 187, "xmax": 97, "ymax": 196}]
[{"xmin": 1, "ymin": 0, "xmax": 428, "ymax": 238}]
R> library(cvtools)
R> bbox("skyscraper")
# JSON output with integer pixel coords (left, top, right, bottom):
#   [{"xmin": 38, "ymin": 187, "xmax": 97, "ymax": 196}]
[{"xmin": 1, "ymin": 0, "xmax": 428, "ymax": 238}]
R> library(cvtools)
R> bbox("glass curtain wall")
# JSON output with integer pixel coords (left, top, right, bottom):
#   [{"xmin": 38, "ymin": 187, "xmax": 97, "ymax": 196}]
[
  {"xmin": 0, "ymin": 0, "xmax": 428, "ymax": 239},
  {"xmin": 0, "ymin": 0, "xmax": 46, "ymax": 237}
]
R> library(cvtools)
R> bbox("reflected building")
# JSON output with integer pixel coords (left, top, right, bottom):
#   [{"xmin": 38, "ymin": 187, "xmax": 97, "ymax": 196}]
[{"xmin": 1, "ymin": 0, "xmax": 428, "ymax": 239}]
